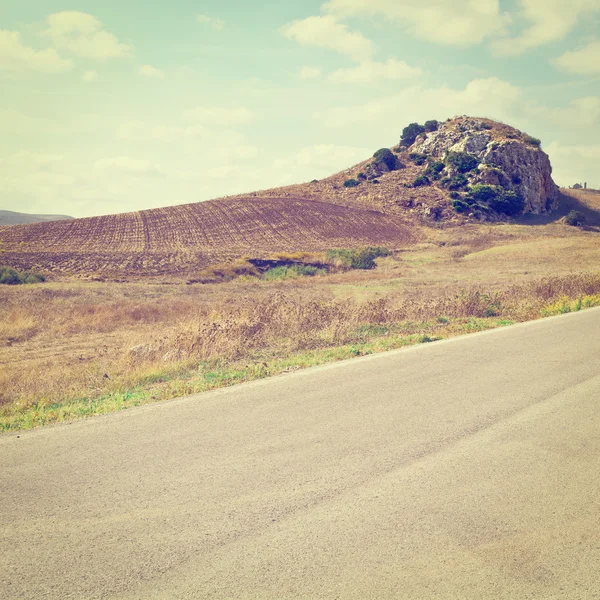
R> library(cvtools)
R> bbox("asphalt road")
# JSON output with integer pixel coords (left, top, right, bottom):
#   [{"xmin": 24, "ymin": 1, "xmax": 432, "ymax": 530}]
[{"xmin": 2, "ymin": 309, "xmax": 600, "ymax": 599}]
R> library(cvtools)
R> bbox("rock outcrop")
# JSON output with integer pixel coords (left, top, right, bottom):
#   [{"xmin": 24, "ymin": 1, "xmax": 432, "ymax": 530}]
[{"xmin": 409, "ymin": 117, "xmax": 559, "ymax": 214}]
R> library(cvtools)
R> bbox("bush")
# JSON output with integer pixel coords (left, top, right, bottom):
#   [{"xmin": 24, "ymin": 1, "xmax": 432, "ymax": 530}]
[
  {"xmin": 408, "ymin": 152, "xmax": 428, "ymax": 166},
  {"xmin": 311, "ymin": 179, "xmax": 319, "ymax": 183},
  {"xmin": 344, "ymin": 178, "xmax": 360, "ymax": 188},
  {"xmin": 372, "ymin": 148, "xmax": 397, "ymax": 171},
  {"xmin": 400, "ymin": 123, "xmax": 425, "ymax": 147},
  {"xmin": 413, "ymin": 174, "xmax": 430, "ymax": 187},
  {"xmin": 326, "ymin": 247, "xmax": 391, "ymax": 270},
  {"xmin": 523, "ymin": 134, "xmax": 541, "ymax": 147},
  {"xmin": 424, "ymin": 161, "xmax": 445, "ymax": 180},
  {"xmin": 449, "ymin": 191, "xmax": 461, "ymax": 200},
  {"xmin": 424, "ymin": 120, "xmax": 439, "ymax": 133},
  {"xmin": 447, "ymin": 174, "xmax": 469, "ymax": 190},
  {"xmin": 357, "ymin": 172, "xmax": 367, "ymax": 180},
  {"xmin": 445, "ymin": 151, "xmax": 479, "ymax": 173},
  {"xmin": 0, "ymin": 266, "xmax": 45, "ymax": 285},
  {"xmin": 465, "ymin": 184, "xmax": 525, "ymax": 216},
  {"xmin": 565, "ymin": 210, "xmax": 586, "ymax": 227},
  {"xmin": 452, "ymin": 200, "xmax": 470, "ymax": 213}
]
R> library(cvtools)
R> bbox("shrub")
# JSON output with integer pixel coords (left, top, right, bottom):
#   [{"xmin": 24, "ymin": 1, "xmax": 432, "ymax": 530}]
[
  {"xmin": 447, "ymin": 174, "xmax": 469, "ymax": 190},
  {"xmin": 357, "ymin": 172, "xmax": 367, "ymax": 180},
  {"xmin": 311, "ymin": 179, "xmax": 319, "ymax": 183},
  {"xmin": 523, "ymin": 134, "xmax": 541, "ymax": 147},
  {"xmin": 400, "ymin": 123, "xmax": 426, "ymax": 147},
  {"xmin": 449, "ymin": 191, "xmax": 461, "ymax": 200},
  {"xmin": 424, "ymin": 120, "xmax": 439, "ymax": 132},
  {"xmin": 343, "ymin": 178, "xmax": 360, "ymax": 188},
  {"xmin": 565, "ymin": 210, "xmax": 586, "ymax": 227},
  {"xmin": 452, "ymin": 200, "xmax": 470, "ymax": 213},
  {"xmin": 424, "ymin": 161, "xmax": 445, "ymax": 180},
  {"xmin": 326, "ymin": 247, "xmax": 391, "ymax": 270},
  {"xmin": 481, "ymin": 122, "xmax": 493, "ymax": 130},
  {"xmin": 413, "ymin": 174, "xmax": 430, "ymax": 187},
  {"xmin": 409, "ymin": 152, "xmax": 428, "ymax": 166},
  {"xmin": 372, "ymin": 148, "xmax": 397, "ymax": 171},
  {"xmin": 489, "ymin": 190, "xmax": 524, "ymax": 216},
  {"xmin": 0, "ymin": 266, "xmax": 45, "ymax": 285},
  {"xmin": 465, "ymin": 184, "xmax": 525, "ymax": 216},
  {"xmin": 511, "ymin": 174, "xmax": 522, "ymax": 185},
  {"xmin": 370, "ymin": 179, "xmax": 380, "ymax": 184},
  {"xmin": 0, "ymin": 266, "xmax": 20, "ymax": 285},
  {"xmin": 445, "ymin": 151, "xmax": 479, "ymax": 173}
]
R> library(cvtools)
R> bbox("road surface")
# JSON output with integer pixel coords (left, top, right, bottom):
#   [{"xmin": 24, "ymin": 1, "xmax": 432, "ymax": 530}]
[{"xmin": 1, "ymin": 309, "xmax": 600, "ymax": 599}]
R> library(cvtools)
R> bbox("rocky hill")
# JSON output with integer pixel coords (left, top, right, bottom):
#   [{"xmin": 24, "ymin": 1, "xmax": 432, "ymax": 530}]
[
  {"xmin": 0, "ymin": 210, "xmax": 73, "ymax": 226},
  {"xmin": 243, "ymin": 116, "xmax": 559, "ymax": 222}
]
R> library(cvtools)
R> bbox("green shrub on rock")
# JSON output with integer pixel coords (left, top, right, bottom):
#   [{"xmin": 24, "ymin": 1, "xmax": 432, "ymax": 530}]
[
  {"xmin": 400, "ymin": 123, "xmax": 426, "ymax": 147},
  {"xmin": 464, "ymin": 184, "xmax": 524, "ymax": 216},
  {"xmin": 343, "ymin": 178, "xmax": 360, "ymax": 188},
  {"xmin": 445, "ymin": 151, "xmax": 479, "ymax": 173}
]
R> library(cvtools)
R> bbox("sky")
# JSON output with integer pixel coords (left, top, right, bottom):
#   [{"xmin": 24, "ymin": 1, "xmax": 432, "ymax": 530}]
[{"xmin": 1, "ymin": 0, "xmax": 599, "ymax": 218}]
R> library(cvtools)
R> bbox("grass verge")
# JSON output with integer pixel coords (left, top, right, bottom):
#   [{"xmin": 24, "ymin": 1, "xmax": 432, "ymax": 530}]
[{"xmin": 1, "ymin": 316, "xmax": 512, "ymax": 431}]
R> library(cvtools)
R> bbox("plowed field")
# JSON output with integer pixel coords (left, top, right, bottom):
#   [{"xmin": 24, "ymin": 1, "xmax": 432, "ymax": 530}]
[{"xmin": 0, "ymin": 197, "xmax": 416, "ymax": 279}]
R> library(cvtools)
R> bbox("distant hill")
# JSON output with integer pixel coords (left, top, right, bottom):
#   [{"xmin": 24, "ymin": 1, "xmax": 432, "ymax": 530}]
[{"xmin": 0, "ymin": 210, "xmax": 73, "ymax": 226}]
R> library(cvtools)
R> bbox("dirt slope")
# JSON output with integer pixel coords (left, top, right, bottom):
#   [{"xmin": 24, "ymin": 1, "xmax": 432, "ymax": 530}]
[{"xmin": 0, "ymin": 197, "xmax": 415, "ymax": 279}]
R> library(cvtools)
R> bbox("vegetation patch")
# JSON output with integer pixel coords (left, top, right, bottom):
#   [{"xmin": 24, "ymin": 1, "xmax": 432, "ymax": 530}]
[
  {"xmin": 344, "ymin": 178, "xmax": 360, "ymax": 188},
  {"xmin": 400, "ymin": 122, "xmax": 426, "ymax": 147},
  {"xmin": 565, "ymin": 210, "xmax": 586, "ymax": 227},
  {"xmin": 325, "ymin": 247, "xmax": 391, "ymax": 270},
  {"xmin": 263, "ymin": 264, "xmax": 325, "ymax": 280},
  {"xmin": 523, "ymin": 134, "xmax": 541, "ymax": 147},
  {"xmin": 409, "ymin": 153, "xmax": 428, "ymax": 166},
  {"xmin": 0, "ymin": 266, "xmax": 45, "ymax": 285},
  {"xmin": 445, "ymin": 151, "xmax": 479, "ymax": 173},
  {"xmin": 372, "ymin": 148, "xmax": 397, "ymax": 171}
]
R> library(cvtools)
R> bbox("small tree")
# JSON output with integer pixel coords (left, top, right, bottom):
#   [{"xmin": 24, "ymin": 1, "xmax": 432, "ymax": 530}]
[
  {"xmin": 372, "ymin": 148, "xmax": 397, "ymax": 171},
  {"xmin": 400, "ymin": 123, "xmax": 426, "ymax": 147},
  {"xmin": 424, "ymin": 120, "xmax": 439, "ymax": 132}
]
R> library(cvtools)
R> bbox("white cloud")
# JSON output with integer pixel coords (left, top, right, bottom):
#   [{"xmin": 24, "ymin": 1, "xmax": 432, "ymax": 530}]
[
  {"xmin": 553, "ymin": 40, "xmax": 600, "ymax": 75},
  {"xmin": 82, "ymin": 70, "xmax": 98, "ymax": 82},
  {"xmin": 491, "ymin": 0, "xmax": 600, "ymax": 56},
  {"xmin": 197, "ymin": 14, "xmax": 225, "ymax": 30},
  {"xmin": 328, "ymin": 58, "xmax": 422, "ymax": 83},
  {"xmin": 139, "ymin": 64, "xmax": 164, "ymax": 78},
  {"xmin": 94, "ymin": 156, "xmax": 163, "ymax": 176},
  {"xmin": 546, "ymin": 141, "xmax": 600, "ymax": 188},
  {"xmin": 299, "ymin": 66, "xmax": 322, "ymax": 79},
  {"xmin": 183, "ymin": 106, "xmax": 254, "ymax": 126},
  {"xmin": 318, "ymin": 77, "xmax": 521, "ymax": 128},
  {"xmin": 323, "ymin": 0, "xmax": 508, "ymax": 47},
  {"xmin": 530, "ymin": 97, "xmax": 600, "ymax": 128},
  {"xmin": 0, "ymin": 30, "xmax": 72, "ymax": 73},
  {"xmin": 281, "ymin": 15, "xmax": 374, "ymax": 61},
  {"xmin": 44, "ymin": 11, "xmax": 133, "ymax": 60}
]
